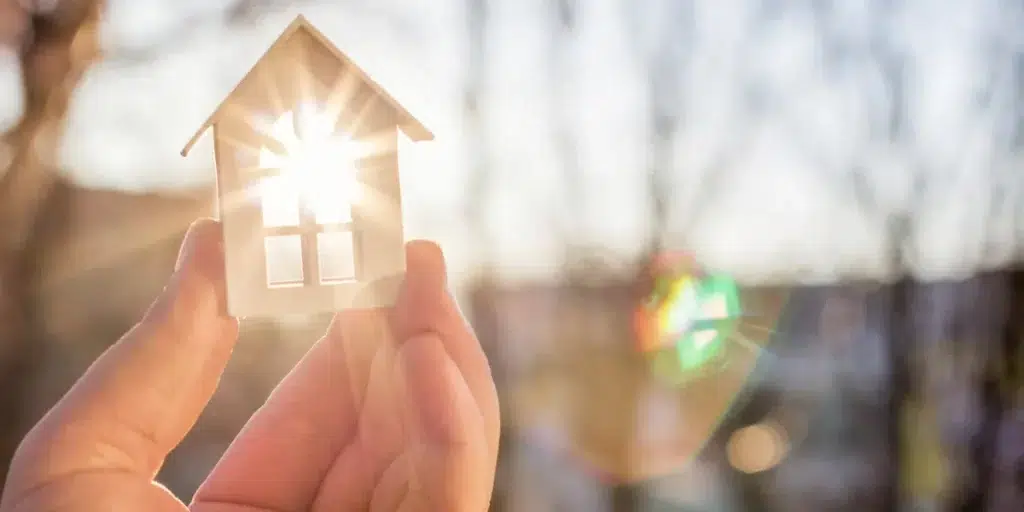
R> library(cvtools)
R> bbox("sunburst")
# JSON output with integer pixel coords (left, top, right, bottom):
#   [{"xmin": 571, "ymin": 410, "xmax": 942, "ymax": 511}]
[{"xmin": 253, "ymin": 102, "xmax": 367, "ymax": 226}]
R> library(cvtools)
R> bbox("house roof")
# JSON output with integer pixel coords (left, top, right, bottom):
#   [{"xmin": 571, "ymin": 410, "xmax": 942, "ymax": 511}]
[{"xmin": 181, "ymin": 14, "xmax": 433, "ymax": 157}]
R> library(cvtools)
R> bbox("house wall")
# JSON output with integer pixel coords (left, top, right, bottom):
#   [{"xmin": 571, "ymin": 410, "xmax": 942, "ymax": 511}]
[
  {"xmin": 203, "ymin": 26, "xmax": 411, "ymax": 317},
  {"xmin": 214, "ymin": 122, "xmax": 404, "ymax": 317}
]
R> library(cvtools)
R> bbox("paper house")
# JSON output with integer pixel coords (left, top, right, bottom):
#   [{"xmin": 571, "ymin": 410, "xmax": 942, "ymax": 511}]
[{"xmin": 181, "ymin": 15, "xmax": 433, "ymax": 317}]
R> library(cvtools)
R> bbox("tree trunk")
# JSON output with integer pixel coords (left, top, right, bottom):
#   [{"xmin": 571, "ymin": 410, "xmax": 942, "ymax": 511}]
[{"xmin": 0, "ymin": 0, "xmax": 100, "ymax": 487}]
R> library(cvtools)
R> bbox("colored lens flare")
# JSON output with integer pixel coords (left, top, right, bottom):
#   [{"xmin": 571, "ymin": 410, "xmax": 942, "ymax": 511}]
[
  {"xmin": 510, "ymin": 252, "xmax": 789, "ymax": 486},
  {"xmin": 634, "ymin": 253, "xmax": 742, "ymax": 382}
]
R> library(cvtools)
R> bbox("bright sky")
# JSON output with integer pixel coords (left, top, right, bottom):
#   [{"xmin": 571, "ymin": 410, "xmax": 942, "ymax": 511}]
[{"xmin": 1, "ymin": 0, "xmax": 1021, "ymax": 284}]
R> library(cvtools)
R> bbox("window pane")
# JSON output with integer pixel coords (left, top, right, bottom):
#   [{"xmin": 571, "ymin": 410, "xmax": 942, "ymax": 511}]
[
  {"xmin": 259, "ymin": 175, "xmax": 300, "ymax": 227},
  {"xmin": 317, "ymin": 231, "xmax": 356, "ymax": 283},
  {"xmin": 265, "ymin": 235, "xmax": 304, "ymax": 286}
]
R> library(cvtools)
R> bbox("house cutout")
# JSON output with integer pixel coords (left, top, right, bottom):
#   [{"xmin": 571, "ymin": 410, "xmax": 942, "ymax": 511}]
[{"xmin": 182, "ymin": 14, "xmax": 433, "ymax": 318}]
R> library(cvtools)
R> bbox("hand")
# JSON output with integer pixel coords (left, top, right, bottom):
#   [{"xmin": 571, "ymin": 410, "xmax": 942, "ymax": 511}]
[{"xmin": 0, "ymin": 219, "xmax": 501, "ymax": 511}]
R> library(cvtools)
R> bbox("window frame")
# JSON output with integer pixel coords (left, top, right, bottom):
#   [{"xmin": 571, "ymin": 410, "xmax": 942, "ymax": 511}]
[{"xmin": 249, "ymin": 165, "xmax": 361, "ymax": 288}]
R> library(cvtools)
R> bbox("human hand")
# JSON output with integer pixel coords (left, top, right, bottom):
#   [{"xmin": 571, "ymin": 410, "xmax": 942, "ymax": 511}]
[{"xmin": 0, "ymin": 219, "xmax": 500, "ymax": 511}]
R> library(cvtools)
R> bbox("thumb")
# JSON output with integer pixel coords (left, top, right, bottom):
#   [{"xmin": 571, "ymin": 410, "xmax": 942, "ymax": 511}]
[{"xmin": 5, "ymin": 219, "xmax": 239, "ymax": 497}]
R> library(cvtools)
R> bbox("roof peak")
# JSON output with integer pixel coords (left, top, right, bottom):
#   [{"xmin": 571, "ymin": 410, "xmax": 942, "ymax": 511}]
[{"xmin": 182, "ymin": 13, "xmax": 433, "ymax": 157}]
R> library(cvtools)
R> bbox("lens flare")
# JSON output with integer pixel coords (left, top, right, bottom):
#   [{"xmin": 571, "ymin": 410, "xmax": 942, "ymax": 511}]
[
  {"xmin": 538, "ymin": 253, "xmax": 789, "ymax": 485},
  {"xmin": 635, "ymin": 252, "xmax": 742, "ymax": 382}
]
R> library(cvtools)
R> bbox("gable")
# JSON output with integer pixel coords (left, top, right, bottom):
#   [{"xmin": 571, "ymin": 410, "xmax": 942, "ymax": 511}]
[
  {"xmin": 182, "ymin": 16, "xmax": 432, "ymax": 157},
  {"xmin": 227, "ymin": 28, "xmax": 399, "ymax": 137}
]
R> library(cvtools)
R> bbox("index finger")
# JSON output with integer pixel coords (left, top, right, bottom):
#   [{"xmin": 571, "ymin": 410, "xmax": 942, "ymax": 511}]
[{"xmin": 3, "ymin": 220, "xmax": 239, "ymax": 501}]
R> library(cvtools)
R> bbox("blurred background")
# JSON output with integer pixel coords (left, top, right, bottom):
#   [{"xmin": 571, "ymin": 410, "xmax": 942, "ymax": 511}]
[{"xmin": 1, "ymin": 0, "xmax": 1023, "ymax": 510}]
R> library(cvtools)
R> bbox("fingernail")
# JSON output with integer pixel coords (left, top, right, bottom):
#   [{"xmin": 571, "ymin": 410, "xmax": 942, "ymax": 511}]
[
  {"xmin": 406, "ymin": 240, "xmax": 447, "ymax": 287},
  {"xmin": 392, "ymin": 241, "xmax": 451, "ymax": 340}
]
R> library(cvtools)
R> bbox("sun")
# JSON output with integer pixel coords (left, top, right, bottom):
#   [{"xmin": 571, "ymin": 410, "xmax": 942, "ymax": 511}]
[{"xmin": 256, "ymin": 102, "xmax": 366, "ymax": 226}]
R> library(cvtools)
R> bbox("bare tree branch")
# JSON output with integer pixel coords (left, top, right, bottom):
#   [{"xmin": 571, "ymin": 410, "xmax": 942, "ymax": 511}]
[
  {"xmin": 551, "ymin": 0, "xmax": 581, "ymax": 268},
  {"xmin": 462, "ymin": 0, "xmax": 491, "ymax": 272}
]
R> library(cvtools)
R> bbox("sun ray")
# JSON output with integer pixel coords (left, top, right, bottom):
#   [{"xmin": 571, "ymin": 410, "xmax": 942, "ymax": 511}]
[
  {"xmin": 258, "ymin": 147, "xmax": 289, "ymax": 170},
  {"xmin": 254, "ymin": 56, "xmax": 287, "ymax": 117},
  {"xmin": 354, "ymin": 129, "xmax": 398, "ymax": 158},
  {"xmin": 738, "ymin": 322, "xmax": 782, "ymax": 336},
  {"xmin": 324, "ymin": 70, "xmax": 361, "ymax": 126},
  {"xmin": 345, "ymin": 93, "xmax": 380, "ymax": 136},
  {"xmin": 253, "ymin": 104, "xmax": 366, "ymax": 227},
  {"xmin": 296, "ymin": 40, "xmax": 315, "ymax": 106},
  {"xmin": 217, "ymin": 133, "xmax": 285, "ymax": 160},
  {"xmin": 269, "ymin": 111, "xmax": 301, "ymax": 149},
  {"xmin": 726, "ymin": 330, "xmax": 768, "ymax": 355},
  {"xmin": 216, "ymin": 104, "xmax": 284, "ymax": 150},
  {"xmin": 218, "ymin": 186, "xmax": 263, "ymax": 215},
  {"xmin": 216, "ymin": 134, "xmax": 259, "ymax": 153}
]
